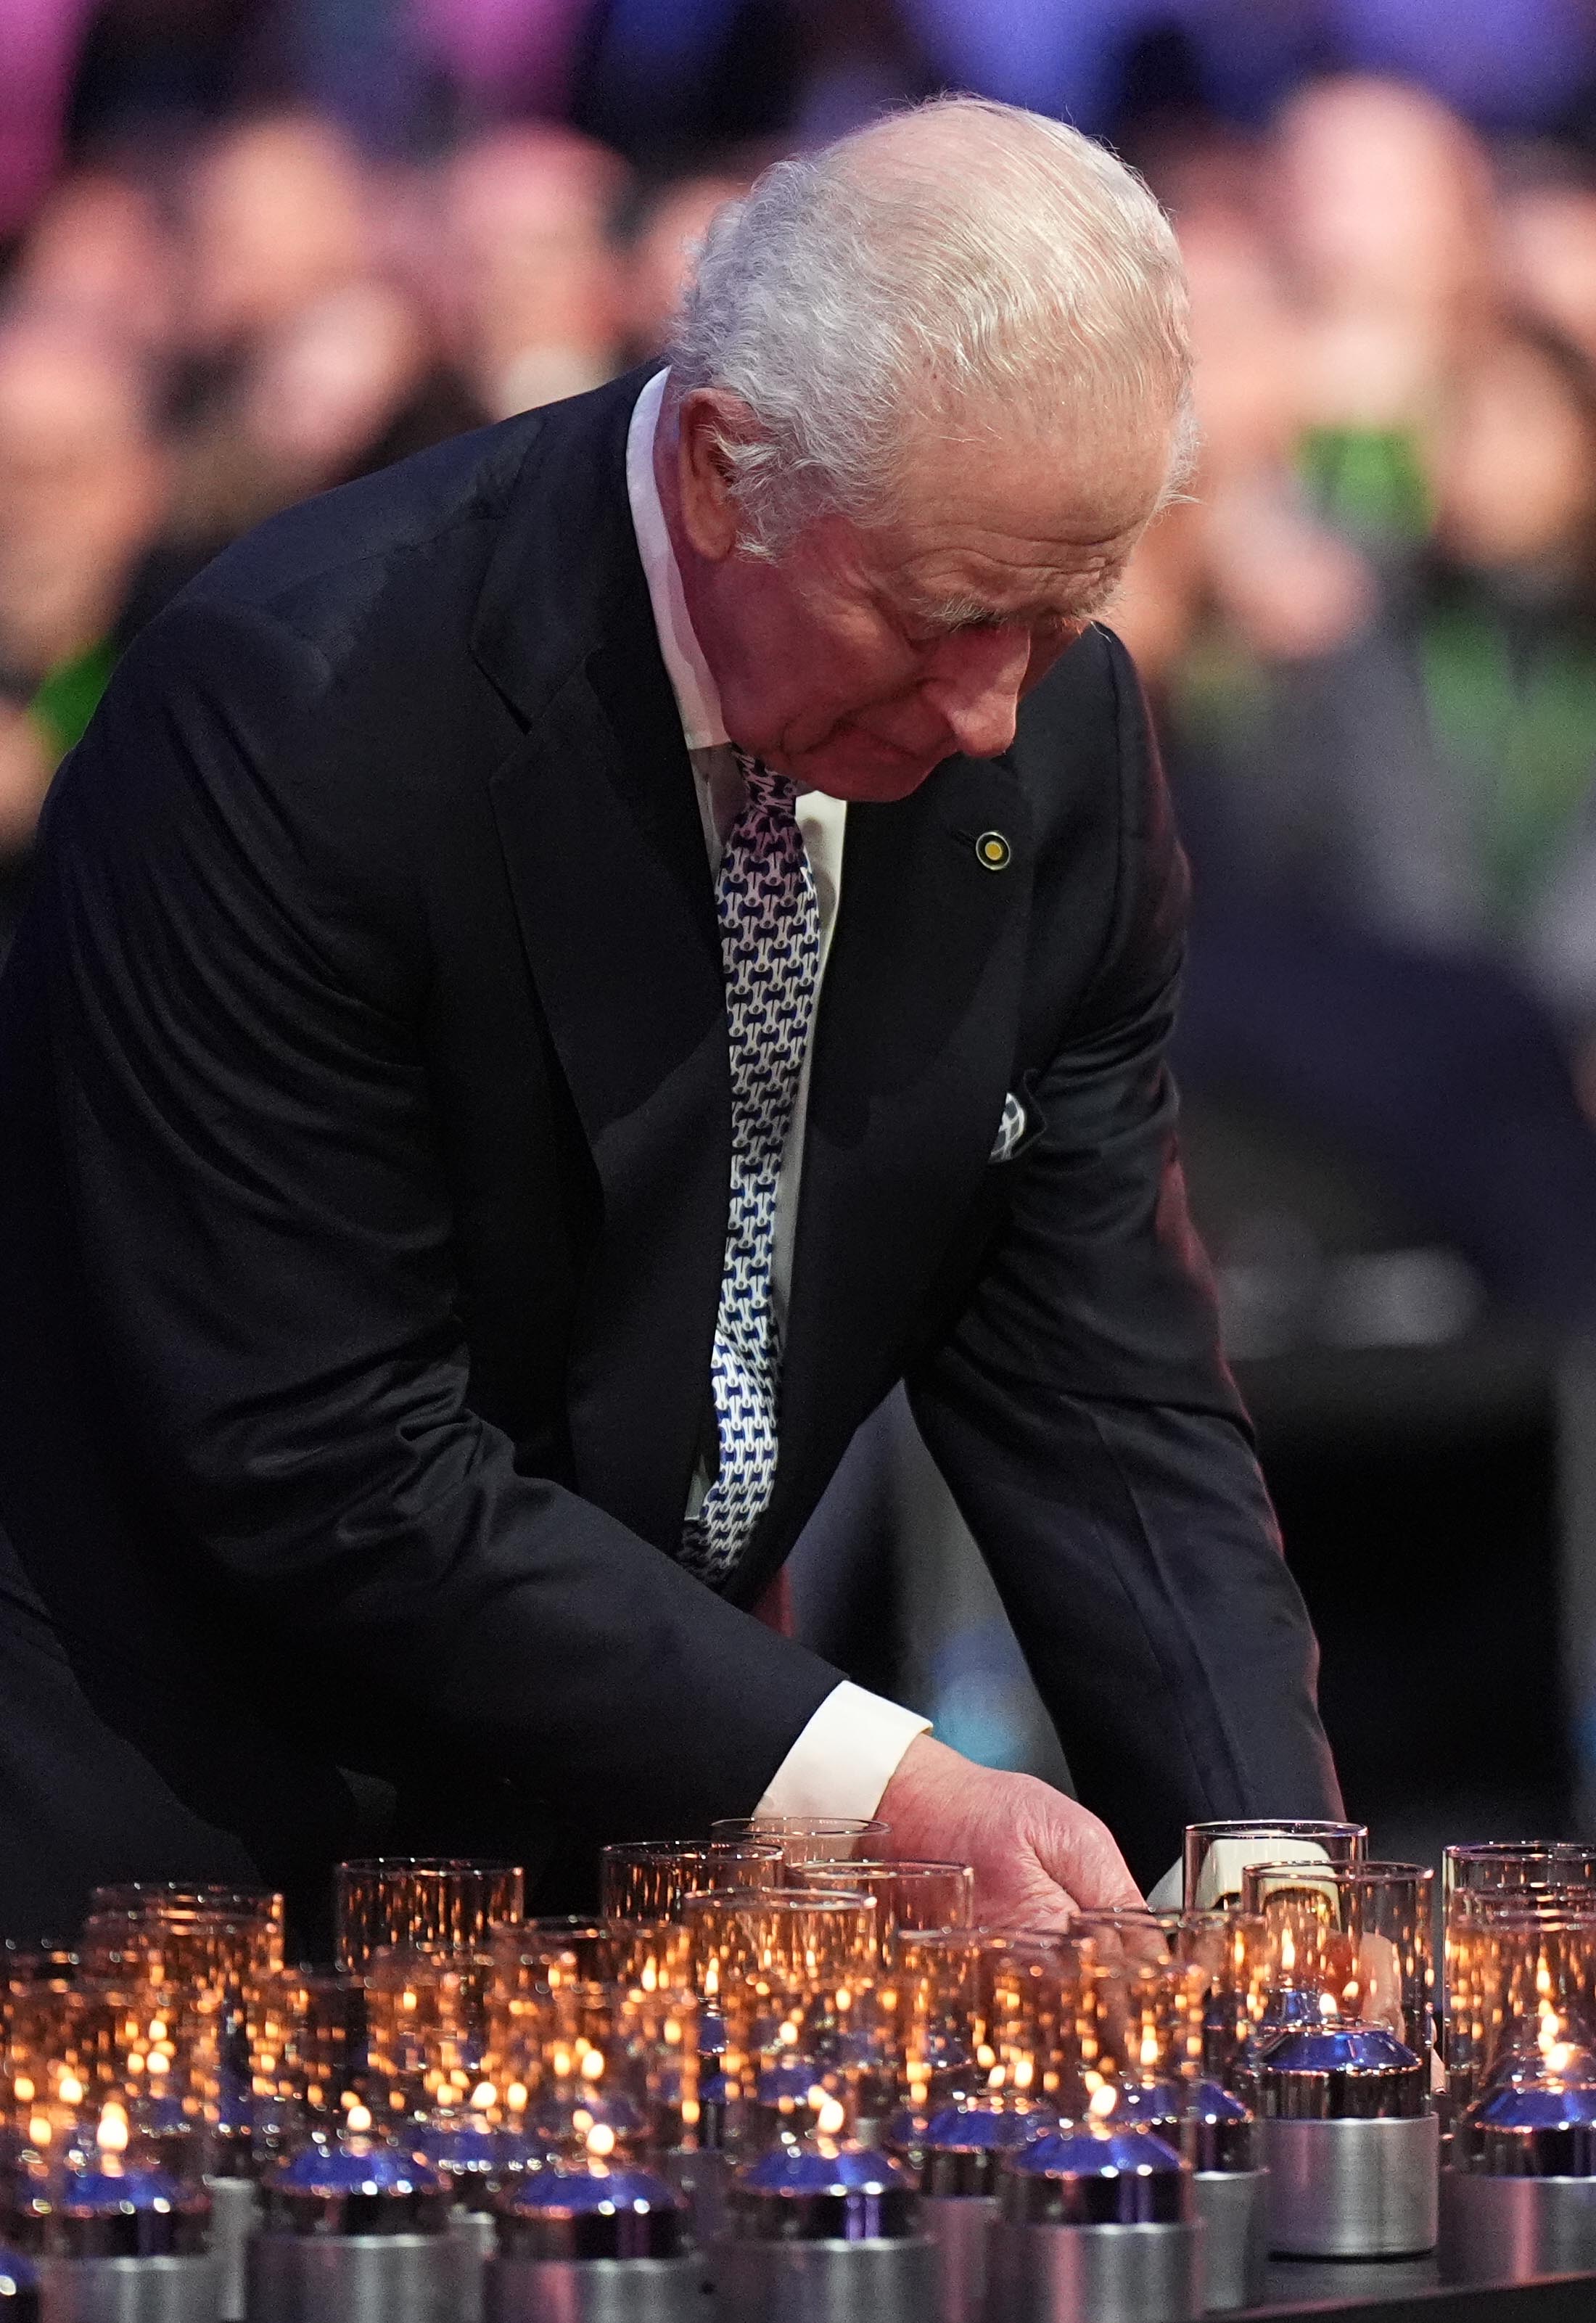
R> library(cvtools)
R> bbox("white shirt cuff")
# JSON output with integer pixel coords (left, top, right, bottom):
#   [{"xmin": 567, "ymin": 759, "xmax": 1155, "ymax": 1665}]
[{"xmin": 755, "ymin": 1681, "xmax": 930, "ymax": 1822}]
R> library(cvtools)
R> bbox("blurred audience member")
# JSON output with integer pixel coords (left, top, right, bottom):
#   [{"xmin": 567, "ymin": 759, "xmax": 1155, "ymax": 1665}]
[
  {"xmin": 123, "ymin": 276, "xmax": 482, "ymax": 636},
  {"xmin": 0, "ymin": 316, "xmax": 167, "ymax": 946},
  {"xmin": 1433, "ymin": 325, "xmax": 1596, "ymax": 1061},
  {"xmin": 620, "ymin": 169, "xmax": 748, "ymax": 358},
  {"xmin": 1499, "ymin": 164, "xmax": 1596, "ymax": 364},
  {"xmin": 1172, "ymin": 317, "xmax": 1596, "ymax": 1047},
  {"xmin": 1275, "ymin": 76, "xmax": 1497, "ymax": 543},
  {"xmin": 433, "ymin": 126, "xmax": 630, "ymax": 417},
  {"xmin": 9, "ymin": 168, "xmax": 177, "ymax": 356},
  {"xmin": 183, "ymin": 112, "xmax": 374, "ymax": 371}
]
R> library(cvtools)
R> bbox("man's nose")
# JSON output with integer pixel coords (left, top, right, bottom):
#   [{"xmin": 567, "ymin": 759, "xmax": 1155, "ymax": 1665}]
[{"xmin": 919, "ymin": 628, "xmax": 1030, "ymax": 759}]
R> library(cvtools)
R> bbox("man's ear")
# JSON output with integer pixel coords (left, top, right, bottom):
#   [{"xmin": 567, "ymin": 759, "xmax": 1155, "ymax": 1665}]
[{"xmin": 675, "ymin": 386, "xmax": 761, "ymax": 563}]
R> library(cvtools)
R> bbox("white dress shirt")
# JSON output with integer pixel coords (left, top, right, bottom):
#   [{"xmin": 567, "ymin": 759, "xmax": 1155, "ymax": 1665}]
[{"xmin": 625, "ymin": 368, "xmax": 929, "ymax": 1821}]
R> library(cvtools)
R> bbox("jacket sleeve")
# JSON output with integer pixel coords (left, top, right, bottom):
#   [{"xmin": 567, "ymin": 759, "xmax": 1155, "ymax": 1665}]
[
  {"xmin": 907, "ymin": 630, "xmax": 1343, "ymax": 1886},
  {"xmin": 32, "ymin": 594, "xmax": 843, "ymax": 1839}
]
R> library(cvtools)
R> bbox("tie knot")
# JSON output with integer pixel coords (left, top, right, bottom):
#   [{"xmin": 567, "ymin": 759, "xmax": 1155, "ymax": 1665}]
[{"xmin": 735, "ymin": 750, "xmax": 799, "ymax": 814}]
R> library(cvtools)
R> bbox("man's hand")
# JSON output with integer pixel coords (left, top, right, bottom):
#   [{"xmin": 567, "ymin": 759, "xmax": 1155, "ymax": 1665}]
[{"xmin": 878, "ymin": 1732, "xmax": 1143, "ymax": 1928}]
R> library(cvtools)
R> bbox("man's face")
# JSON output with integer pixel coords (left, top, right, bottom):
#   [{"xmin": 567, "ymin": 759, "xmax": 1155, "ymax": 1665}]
[{"xmin": 669, "ymin": 390, "xmax": 1173, "ymax": 799}]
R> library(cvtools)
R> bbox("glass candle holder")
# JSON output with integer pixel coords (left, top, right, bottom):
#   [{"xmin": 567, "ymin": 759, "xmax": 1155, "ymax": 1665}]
[
  {"xmin": 247, "ymin": 1968, "xmax": 367, "ymax": 2149},
  {"xmin": 1184, "ymin": 1820, "xmax": 1367, "ymax": 1911},
  {"xmin": 530, "ymin": 1982, "xmax": 699, "ymax": 2164},
  {"xmin": 983, "ymin": 1932, "xmax": 1094, "ymax": 2120},
  {"xmin": 480, "ymin": 1920, "xmax": 614, "ymax": 2130},
  {"xmin": 598, "ymin": 1840, "xmax": 784, "ymax": 1923},
  {"xmin": 78, "ymin": 1896, "xmax": 276, "ymax": 2149},
  {"xmin": 504, "ymin": 1920, "xmax": 610, "ymax": 1990},
  {"xmin": 1153, "ymin": 1909, "xmax": 1272, "ymax": 2095},
  {"xmin": 333, "ymin": 1857, "xmax": 523, "ymax": 1974},
  {"xmin": 1448, "ymin": 1906, "xmax": 1596, "ymax": 2171},
  {"xmin": 683, "ymin": 1888, "xmax": 879, "ymax": 2005},
  {"xmin": 5, "ymin": 1975, "xmax": 214, "ymax": 2263},
  {"xmin": 1241, "ymin": 1861, "xmax": 1435, "ymax": 2063},
  {"xmin": 88, "ymin": 1885, "xmax": 285, "ymax": 1970},
  {"xmin": 714, "ymin": 1962, "xmax": 897, "ymax": 2154},
  {"xmin": 708, "ymin": 1817, "xmax": 890, "ymax": 1866},
  {"xmin": 1069, "ymin": 1915, "xmax": 1210, "ymax": 2141},
  {"xmin": 789, "ymin": 1861, "xmax": 974, "ymax": 1962},
  {"xmin": 9, "ymin": 2087, "xmax": 211, "ymax": 2263},
  {"xmin": 80, "ymin": 1901, "xmax": 277, "ymax": 1983},
  {"xmin": 363, "ymin": 1946, "xmax": 493, "ymax": 2123},
  {"xmin": 889, "ymin": 1930, "xmax": 1013, "ymax": 2126},
  {"xmin": 601, "ymin": 1921, "xmax": 694, "ymax": 2001},
  {"xmin": 1444, "ymin": 1844, "xmax": 1596, "ymax": 1915},
  {"xmin": 1066, "ymin": 1910, "xmax": 1267, "ymax": 2171},
  {"xmin": 1443, "ymin": 1849, "xmax": 1596, "ymax": 2107},
  {"xmin": 361, "ymin": 1943, "xmax": 538, "ymax": 2216}
]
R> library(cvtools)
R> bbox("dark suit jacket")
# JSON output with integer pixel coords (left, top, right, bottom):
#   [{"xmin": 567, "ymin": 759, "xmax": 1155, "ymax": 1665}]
[{"xmin": 0, "ymin": 368, "xmax": 1341, "ymax": 1941}]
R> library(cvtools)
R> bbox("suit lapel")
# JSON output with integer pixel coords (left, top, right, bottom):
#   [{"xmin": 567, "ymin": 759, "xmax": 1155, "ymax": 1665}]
[
  {"xmin": 474, "ymin": 374, "xmax": 729, "ymax": 1551},
  {"xmin": 729, "ymin": 753, "xmax": 1034, "ymax": 1604},
  {"xmin": 469, "ymin": 369, "xmax": 1035, "ymax": 1585}
]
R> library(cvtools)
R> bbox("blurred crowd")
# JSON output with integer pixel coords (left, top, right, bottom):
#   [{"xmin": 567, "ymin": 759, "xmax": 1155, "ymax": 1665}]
[
  {"xmin": 1116, "ymin": 78, "xmax": 1596, "ymax": 1344},
  {"xmin": 8, "ymin": 1, "xmax": 1596, "ymax": 1352}
]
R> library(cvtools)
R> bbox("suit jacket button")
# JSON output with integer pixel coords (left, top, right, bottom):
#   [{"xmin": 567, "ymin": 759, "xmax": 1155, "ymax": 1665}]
[{"xmin": 975, "ymin": 830, "xmax": 1011, "ymax": 871}]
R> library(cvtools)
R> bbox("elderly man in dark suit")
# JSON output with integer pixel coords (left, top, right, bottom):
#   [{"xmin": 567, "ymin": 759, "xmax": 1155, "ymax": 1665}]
[{"xmin": 0, "ymin": 97, "xmax": 1340, "ymax": 1941}]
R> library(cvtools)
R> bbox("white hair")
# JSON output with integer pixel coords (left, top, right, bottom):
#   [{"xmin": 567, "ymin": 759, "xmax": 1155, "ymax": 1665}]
[{"xmin": 670, "ymin": 96, "xmax": 1194, "ymax": 557}]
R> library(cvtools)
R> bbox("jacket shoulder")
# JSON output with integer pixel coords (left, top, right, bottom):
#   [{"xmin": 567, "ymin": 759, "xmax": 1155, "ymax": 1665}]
[{"xmin": 178, "ymin": 411, "xmax": 548, "ymax": 664}]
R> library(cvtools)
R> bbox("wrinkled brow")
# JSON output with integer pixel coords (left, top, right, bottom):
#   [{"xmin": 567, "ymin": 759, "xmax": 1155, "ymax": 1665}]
[{"xmin": 908, "ymin": 567, "xmax": 1123, "ymax": 634}]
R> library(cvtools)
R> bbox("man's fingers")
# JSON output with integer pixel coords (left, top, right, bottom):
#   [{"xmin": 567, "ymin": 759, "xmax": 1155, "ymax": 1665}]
[
  {"xmin": 1029, "ymin": 1799, "xmax": 1143, "ymax": 1911},
  {"xmin": 1011, "ymin": 1886, "xmax": 1079, "ymax": 1932},
  {"xmin": 876, "ymin": 1733, "xmax": 1143, "ymax": 1926}
]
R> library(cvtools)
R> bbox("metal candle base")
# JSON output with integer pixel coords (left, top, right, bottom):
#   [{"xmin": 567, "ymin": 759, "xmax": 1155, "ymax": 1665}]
[
  {"xmin": 485, "ymin": 2253, "xmax": 702, "ymax": 2323},
  {"xmin": 995, "ymin": 2220, "xmax": 1204, "ymax": 2323},
  {"xmin": 36, "ymin": 2256, "xmax": 217, "ymax": 2323},
  {"xmin": 1193, "ymin": 2172, "xmax": 1266, "ymax": 2311},
  {"xmin": 659, "ymin": 2147, "xmax": 729, "ymax": 2248},
  {"xmin": 244, "ymin": 2232, "xmax": 459, "ymax": 2323},
  {"xmin": 918, "ymin": 2194, "xmax": 995, "ymax": 2323},
  {"xmin": 1262, "ymin": 2113, "xmax": 1439, "ymax": 2258},
  {"xmin": 1440, "ymin": 2170, "xmax": 1596, "ymax": 2282},
  {"xmin": 206, "ymin": 2175, "xmax": 262, "ymax": 2323},
  {"xmin": 446, "ymin": 2206, "xmax": 495, "ymax": 2323},
  {"xmin": 712, "ymin": 2234, "xmax": 936, "ymax": 2323}
]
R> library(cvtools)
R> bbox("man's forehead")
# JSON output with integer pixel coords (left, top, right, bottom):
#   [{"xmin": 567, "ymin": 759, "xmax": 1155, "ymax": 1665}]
[
  {"xmin": 875, "ymin": 527, "xmax": 1140, "ymax": 628},
  {"xmin": 859, "ymin": 418, "xmax": 1172, "ymax": 622}
]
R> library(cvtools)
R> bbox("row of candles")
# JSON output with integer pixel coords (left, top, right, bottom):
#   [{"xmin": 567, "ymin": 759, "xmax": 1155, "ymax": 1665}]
[{"xmin": 6, "ymin": 1818, "xmax": 1596, "ymax": 2322}]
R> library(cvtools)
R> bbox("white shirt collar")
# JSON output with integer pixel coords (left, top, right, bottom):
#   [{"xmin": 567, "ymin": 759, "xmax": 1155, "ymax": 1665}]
[{"xmin": 625, "ymin": 367, "xmax": 729, "ymax": 753}]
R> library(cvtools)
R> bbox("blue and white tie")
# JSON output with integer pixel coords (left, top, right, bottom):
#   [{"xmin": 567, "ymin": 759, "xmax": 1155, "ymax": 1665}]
[{"xmin": 680, "ymin": 755, "xmax": 820, "ymax": 1585}]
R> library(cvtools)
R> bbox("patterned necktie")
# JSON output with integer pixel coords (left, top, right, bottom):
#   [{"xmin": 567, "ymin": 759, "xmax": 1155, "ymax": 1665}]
[{"xmin": 680, "ymin": 754, "xmax": 821, "ymax": 1584}]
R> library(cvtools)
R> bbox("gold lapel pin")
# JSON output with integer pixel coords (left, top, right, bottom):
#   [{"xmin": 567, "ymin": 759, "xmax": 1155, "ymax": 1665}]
[{"xmin": 975, "ymin": 830, "xmax": 1011, "ymax": 871}]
